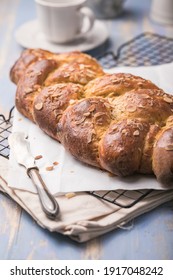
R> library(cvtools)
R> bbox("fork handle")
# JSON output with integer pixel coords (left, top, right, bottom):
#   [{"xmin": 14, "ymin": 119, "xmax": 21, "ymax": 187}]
[{"xmin": 27, "ymin": 167, "xmax": 59, "ymax": 219}]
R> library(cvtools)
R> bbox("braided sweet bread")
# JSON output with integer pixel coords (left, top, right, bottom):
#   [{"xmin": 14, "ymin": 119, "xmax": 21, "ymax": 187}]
[{"xmin": 10, "ymin": 49, "xmax": 173, "ymax": 186}]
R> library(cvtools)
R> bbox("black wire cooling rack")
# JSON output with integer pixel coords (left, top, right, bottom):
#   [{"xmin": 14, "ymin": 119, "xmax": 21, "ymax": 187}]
[
  {"xmin": 1, "ymin": 32, "xmax": 173, "ymax": 208},
  {"xmin": 0, "ymin": 107, "xmax": 14, "ymax": 159},
  {"xmin": 98, "ymin": 32, "xmax": 173, "ymax": 68}
]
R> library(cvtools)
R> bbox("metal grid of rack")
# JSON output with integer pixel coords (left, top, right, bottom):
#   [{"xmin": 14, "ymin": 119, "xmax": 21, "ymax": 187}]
[
  {"xmin": 98, "ymin": 32, "xmax": 173, "ymax": 68},
  {"xmin": 90, "ymin": 189, "xmax": 153, "ymax": 208},
  {"xmin": 1, "ymin": 33, "xmax": 173, "ymax": 208},
  {"xmin": 0, "ymin": 107, "xmax": 14, "ymax": 159}
]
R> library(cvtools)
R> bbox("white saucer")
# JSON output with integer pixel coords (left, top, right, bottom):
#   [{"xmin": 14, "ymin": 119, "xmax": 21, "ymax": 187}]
[{"xmin": 15, "ymin": 19, "xmax": 109, "ymax": 52}]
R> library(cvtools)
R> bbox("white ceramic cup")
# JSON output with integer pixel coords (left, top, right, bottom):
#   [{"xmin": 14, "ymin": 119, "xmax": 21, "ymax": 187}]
[
  {"xmin": 35, "ymin": 0, "xmax": 95, "ymax": 43},
  {"xmin": 150, "ymin": 0, "xmax": 173, "ymax": 25}
]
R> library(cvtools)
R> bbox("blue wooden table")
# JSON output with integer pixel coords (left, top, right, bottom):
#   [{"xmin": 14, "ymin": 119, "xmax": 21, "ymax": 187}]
[{"xmin": 0, "ymin": 0, "xmax": 173, "ymax": 260}]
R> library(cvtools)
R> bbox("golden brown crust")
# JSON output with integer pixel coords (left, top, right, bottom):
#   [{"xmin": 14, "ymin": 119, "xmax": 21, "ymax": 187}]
[
  {"xmin": 33, "ymin": 83, "xmax": 83, "ymax": 140},
  {"xmin": 153, "ymin": 127, "xmax": 173, "ymax": 187},
  {"xmin": 58, "ymin": 97, "xmax": 112, "ymax": 167},
  {"xmin": 45, "ymin": 61, "xmax": 103, "ymax": 86},
  {"xmin": 85, "ymin": 73, "xmax": 159, "ymax": 99},
  {"xmin": 139, "ymin": 124, "xmax": 160, "ymax": 174},
  {"xmin": 13, "ymin": 49, "xmax": 104, "ymax": 123},
  {"xmin": 10, "ymin": 48, "xmax": 173, "ymax": 186},
  {"xmin": 15, "ymin": 59, "xmax": 58, "ymax": 121},
  {"xmin": 99, "ymin": 119, "xmax": 149, "ymax": 176},
  {"xmin": 111, "ymin": 89, "xmax": 173, "ymax": 125},
  {"xmin": 10, "ymin": 48, "xmax": 55, "ymax": 84}
]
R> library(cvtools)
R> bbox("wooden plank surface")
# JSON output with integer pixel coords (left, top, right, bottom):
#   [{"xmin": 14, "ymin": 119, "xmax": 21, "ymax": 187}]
[{"xmin": 0, "ymin": 0, "xmax": 173, "ymax": 259}]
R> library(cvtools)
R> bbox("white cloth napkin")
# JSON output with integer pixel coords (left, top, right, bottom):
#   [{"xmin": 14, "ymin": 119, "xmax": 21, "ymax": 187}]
[{"xmin": 1, "ymin": 156, "xmax": 173, "ymax": 242}]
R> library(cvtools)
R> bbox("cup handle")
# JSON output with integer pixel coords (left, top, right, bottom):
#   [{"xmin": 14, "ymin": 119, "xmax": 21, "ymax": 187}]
[{"xmin": 78, "ymin": 7, "xmax": 95, "ymax": 35}]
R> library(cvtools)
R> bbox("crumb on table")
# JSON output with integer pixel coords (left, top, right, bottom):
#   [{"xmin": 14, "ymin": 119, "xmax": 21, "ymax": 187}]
[
  {"xmin": 35, "ymin": 155, "xmax": 43, "ymax": 160},
  {"xmin": 65, "ymin": 192, "xmax": 76, "ymax": 199},
  {"xmin": 46, "ymin": 166, "xmax": 54, "ymax": 171}
]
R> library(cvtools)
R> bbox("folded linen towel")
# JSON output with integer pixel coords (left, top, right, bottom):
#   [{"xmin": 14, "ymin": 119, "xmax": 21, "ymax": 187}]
[{"xmin": 1, "ymin": 156, "xmax": 173, "ymax": 242}]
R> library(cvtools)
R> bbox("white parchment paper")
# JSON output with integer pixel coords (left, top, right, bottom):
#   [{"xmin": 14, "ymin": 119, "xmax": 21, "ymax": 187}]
[{"xmin": 8, "ymin": 63, "xmax": 173, "ymax": 194}]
